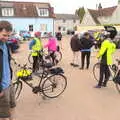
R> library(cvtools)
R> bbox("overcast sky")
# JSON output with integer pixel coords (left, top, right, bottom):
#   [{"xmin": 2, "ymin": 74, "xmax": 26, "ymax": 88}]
[{"xmin": 6, "ymin": 0, "xmax": 118, "ymax": 14}]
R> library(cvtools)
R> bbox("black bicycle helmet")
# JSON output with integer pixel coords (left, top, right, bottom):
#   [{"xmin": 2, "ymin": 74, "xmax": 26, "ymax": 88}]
[{"xmin": 104, "ymin": 26, "xmax": 117, "ymax": 39}]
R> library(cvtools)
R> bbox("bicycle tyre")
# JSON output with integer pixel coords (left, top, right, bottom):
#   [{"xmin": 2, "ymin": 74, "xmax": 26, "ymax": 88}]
[
  {"xmin": 41, "ymin": 74, "xmax": 67, "ymax": 98},
  {"xmin": 54, "ymin": 51, "xmax": 62, "ymax": 64},
  {"xmin": 28, "ymin": 53, "xmax": 33, "ymax": 64},
  {"xmin": 115, "ymin": 83, "xmax": 120, "ymax": 93},
  {"xmin": 13, "ymin": 80, "xmax": 22, "ymax": 100},
  {"xmin": 93, "ymin": 62, "xmax": 100, "ymax": 81}
]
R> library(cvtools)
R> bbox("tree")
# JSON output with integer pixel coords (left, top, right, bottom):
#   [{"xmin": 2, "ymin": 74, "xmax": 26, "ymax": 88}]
[{"xmin": 75, "ymin": 7, "xmax": 85, "ymax": 23}]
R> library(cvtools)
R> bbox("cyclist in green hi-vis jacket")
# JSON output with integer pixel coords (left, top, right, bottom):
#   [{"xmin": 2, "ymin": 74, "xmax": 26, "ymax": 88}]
[{"xmin": 95, "ymin": 26, "xmax": 117, "ymax": 88}]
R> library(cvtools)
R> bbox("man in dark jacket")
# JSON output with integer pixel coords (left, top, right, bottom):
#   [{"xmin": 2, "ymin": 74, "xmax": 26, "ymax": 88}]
[
  {"xmin": 0, "ymin": 21, "xmax": 16, "ymax": 120},
  {"xmin": 70, "ymin": 33, "xmax": 81, "ymax": 67},
  {"xmin": 80, "ymin": 32, "xmax": 94, "ymax": 69}
]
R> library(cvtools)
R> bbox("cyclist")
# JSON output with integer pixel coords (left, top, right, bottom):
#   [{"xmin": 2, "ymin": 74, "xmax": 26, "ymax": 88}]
[
  {"xmin": 29, "ymin": 31, "xmax": 43, "ymax": 72},
  {"xmin": 95, "ymin": 26, "xmax": 117, "ymax": 88},
  {"xmin": 55, "ymin": 29, "xmax": 62, "ymax": 49},
  {"xmin": 44, "ymin": 32, "xmax": 57, "ymax": 64}
]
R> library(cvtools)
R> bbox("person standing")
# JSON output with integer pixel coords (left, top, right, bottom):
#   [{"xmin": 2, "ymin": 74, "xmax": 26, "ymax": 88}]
[
  {"xmin": 0, "ymin": 21, "xmax": 16, "ymax": 120},
  {"xmin": 29, "ymin": 32, "xmax": 43, "ymax": 72},
  {"xmin": 56, "ymin": 29, "xmax": 62, "ymax": 49},
  {"xmin": 95, "ymin": 27, "xmax": 117, "ymax": 88},
  {"xmin": 70, "ymin": 32, "xmax": 81, "ymax": 67},
  {"xmin": 79, "ymin": 32, "xmax": 94, "ymax": 69}
]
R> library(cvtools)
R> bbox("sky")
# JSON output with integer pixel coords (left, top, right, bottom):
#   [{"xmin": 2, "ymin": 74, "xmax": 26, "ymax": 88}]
[{"xmin": 5, "ymin": 0, "xmax": 118, "ymax": 14}]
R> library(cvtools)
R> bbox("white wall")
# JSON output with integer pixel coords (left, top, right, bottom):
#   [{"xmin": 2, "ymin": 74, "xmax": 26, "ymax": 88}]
[
  {"xmin": 98, "ymin": 16, "xmax": 111, "ymax": 24},
  {"xmin": 54, "ymin": 19, "xmax": 80, "ymax": 33},
  {"xmin": 80, "ymin": 9, "xmax": 96, "ymax": 26},
  {"xmin": 109, "ymin": 5, "xmax": 120, "ymax": 24}
]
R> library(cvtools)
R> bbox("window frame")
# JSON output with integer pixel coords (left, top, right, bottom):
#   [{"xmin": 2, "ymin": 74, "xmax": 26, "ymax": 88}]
[
  {"xmin": 38, "ymin": 8, "xmax": 49, "ymax": 17},
  {"xmin": 29, "ymin": 25, "xmax": 33, "ymax": 32},
  {"xmin": 2, "ymin": 7, "xmax": 14, "ymax": 16}
]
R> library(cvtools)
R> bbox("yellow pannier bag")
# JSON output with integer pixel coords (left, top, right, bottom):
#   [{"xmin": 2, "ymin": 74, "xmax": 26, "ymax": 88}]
[{"xmin": 16, "ymin": 69, "xmax": 32, "ymax": 77}]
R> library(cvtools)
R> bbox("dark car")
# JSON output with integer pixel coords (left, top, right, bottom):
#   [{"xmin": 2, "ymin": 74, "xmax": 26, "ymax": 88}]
[
  {"xmin": 7, "ymin": 36, "xmax": 20, "ymax": 53},
  {"xmin": 67, "ymin": 30, "xmax": 75, "ymax": 35}
]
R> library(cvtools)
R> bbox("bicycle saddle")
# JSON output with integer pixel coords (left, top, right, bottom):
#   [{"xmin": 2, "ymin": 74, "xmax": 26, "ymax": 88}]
[
  {"xmin": 43, "ymin": 63, "xmax": 53, "ymax": 68},
  {"xmin": 49, "ymin": 67, "xmax": 64, "ymax": 74}
]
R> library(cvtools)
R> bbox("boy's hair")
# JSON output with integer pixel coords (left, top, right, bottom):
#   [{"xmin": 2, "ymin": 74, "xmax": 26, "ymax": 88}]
[{"xmin": 0, "ymin": 20, "xmax": 13, "ymax": 32}]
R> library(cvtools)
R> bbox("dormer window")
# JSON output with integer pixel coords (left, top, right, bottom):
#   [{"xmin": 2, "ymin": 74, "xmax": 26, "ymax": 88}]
[
  {"xmin": 38, "ymin": 8, "xmax": 49, "ymax": 17},
  {"xmin": 2, "ymin": 7, "xmax": 14, "ymax": 16}
]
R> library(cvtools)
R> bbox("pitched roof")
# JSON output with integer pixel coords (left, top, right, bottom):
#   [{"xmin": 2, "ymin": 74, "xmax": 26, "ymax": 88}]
[
  {"xmin": 0, "ymin": 1, "xmax": 55, "ymax": 18},
  {"xmin": 88, "ymin": 6, "xmax": 117, "ymax": 24},
  {"xmin": 55, "ymin": 14, "xmax": 79, "ymax": 20}
]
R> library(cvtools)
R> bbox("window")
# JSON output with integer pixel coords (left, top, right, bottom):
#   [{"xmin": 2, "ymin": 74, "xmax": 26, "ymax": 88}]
[
  {"xmin": 40, "ymin": 24, "xmax": 47, "ymax": 31},
  {"xmin": 2, "ymin": 8, "xmax": 14, "ymax": 16},
  {"xmin": 29, "ymin": 25, "xmax": 33, "ymax": 31},
  {"xmin": 63, "ymin": 19, "xmax": 66, "ymax": 23},
  {"xmin": 38, "ymin": 8, "xmax": 49, "ymax": 17},
  {"xmin": 58, "ymin": 26, "xmax": 61, "ymax": 31}
]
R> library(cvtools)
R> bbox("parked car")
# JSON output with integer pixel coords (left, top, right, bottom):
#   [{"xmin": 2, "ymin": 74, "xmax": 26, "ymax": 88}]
[
  {"xmin": 20, "ymin": 30, "xmax": 31, "ymax": 40},
  {"xmin": 7, "ymin": 36, "xmax": 20, "ymax": 53},
  {"xmin": 67, "ymin": 30, "xmax": 75, "ymax": 35}
]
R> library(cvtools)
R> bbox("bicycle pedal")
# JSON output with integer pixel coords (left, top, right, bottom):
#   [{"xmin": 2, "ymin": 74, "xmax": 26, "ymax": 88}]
[{"xmin": 32, "ymin": 86, "xmax": 41, "ymax": 94}]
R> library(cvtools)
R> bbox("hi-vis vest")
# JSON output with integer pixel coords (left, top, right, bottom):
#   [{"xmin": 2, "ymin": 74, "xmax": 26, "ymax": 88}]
[
  {"xmin": 32, "ymin": 37, "xmax": 43, "ymax": 56},
  {"xmin": 97, "ymin": 39, "xmax": 116, "ymax": 65},
  {"xmin": 94, "ymin": 32, "xmax": 101, "ymax": 41}
]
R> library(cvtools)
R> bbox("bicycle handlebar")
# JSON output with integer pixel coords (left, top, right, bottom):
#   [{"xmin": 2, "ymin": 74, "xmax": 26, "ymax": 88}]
[{"xmin": 11, "ymin": 57, "xmax": 29, "ymax": 69}]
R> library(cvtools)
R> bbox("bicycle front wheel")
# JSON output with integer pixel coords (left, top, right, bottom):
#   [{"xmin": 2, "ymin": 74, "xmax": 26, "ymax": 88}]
[
  {"xmin": 41, "ymin": 74, "xmax": 67, "ymax": 98},
  {"xmin": 28, "ymin": 53, "xmax": 33, "ymax": 64},
  {"xmin": 13, "ymin": 80, "xmax": 22, "ymax": 100},
  {"xmin": 93, "ymin": 62, "xmax": 100, "ymax": 81}
]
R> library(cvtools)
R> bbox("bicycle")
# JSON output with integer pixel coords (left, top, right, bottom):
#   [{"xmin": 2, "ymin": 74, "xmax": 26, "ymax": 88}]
[
  {"xmin": 93, "ymin": 59, "xmax": 120, "ymax": 93},
  {"xmin": 12, "ymin": 58, "xmax": 67, "ymax": 100},
  {"xmin": 28, "ymin": 47, "xmax": 62, "ymax": 66},
  {"xmin": 28, "ymin": 50, "xmax": 53, "ymax": 65},
  {"xmin": 93, "ymin": 60, "xmax": 118, "ymax": 81}
]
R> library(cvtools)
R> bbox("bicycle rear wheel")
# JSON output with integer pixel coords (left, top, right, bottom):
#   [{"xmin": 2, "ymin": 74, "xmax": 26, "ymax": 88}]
[
  {"xmin": 13, "ymin": 80, "xmax": 22, "ymax": 100},
  {"xmin": 93, "ymin": 62, "xmax": 100, "ymax": 81},
  {"xmin": 54, "ymin": 51, "xmax": 62, "ymax": 64},
  {"xmin": 41, "ymin": 74, "xmax": 67, "ymax": 98}
]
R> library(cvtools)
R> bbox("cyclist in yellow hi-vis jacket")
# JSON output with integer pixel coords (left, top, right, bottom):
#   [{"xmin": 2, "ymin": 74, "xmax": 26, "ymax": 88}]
[
  {"xmin": 95, "ymin": 26, "xmax": 117, "ymax": 88},
  {"xmin": 29, "ymin": 32, "xmax": 43, "ymax": 72}
]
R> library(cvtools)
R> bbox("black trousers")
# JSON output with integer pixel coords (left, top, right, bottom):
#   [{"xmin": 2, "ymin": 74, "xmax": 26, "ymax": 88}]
[
  {"xmin": 49, "ymin": 51, "xmax": 55, "ymax": 64},
  {"xmin": 98, "ymin": 63, "xmax": 110, "ymax": 86},
  {"xmin": 81, "ymin": 51, "xmax": 91, "ymax": 69},
  {"xmin": 32, "ymin": 56, "xmax": 39, "ymax": 72}
]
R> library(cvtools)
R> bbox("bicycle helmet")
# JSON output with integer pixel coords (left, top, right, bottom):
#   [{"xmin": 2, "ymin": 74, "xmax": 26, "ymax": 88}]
[
  {"xmin": 104, "ymin": 26, "xmax": 117, "ymax": 39},
  {"xmin": 34, "ymin": 31, "xmax": 41, "ymax": 37}
]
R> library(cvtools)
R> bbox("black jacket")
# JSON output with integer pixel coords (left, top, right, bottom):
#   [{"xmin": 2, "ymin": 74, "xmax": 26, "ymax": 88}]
[
  {"xmin": 0, "ymin": 44, "xmax": 12, "ymax": 93},
  {"xmin": 80, "ymin": 37, "xmax": 94, "ymax": 50}
]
